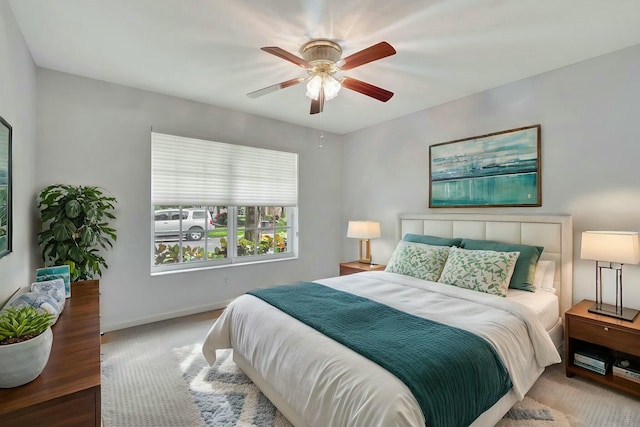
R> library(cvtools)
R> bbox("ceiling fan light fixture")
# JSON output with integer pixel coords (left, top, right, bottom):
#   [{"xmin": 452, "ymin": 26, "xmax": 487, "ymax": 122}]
[
  {"xmin": 305, "ymin": 73, "xmax": 341, "ymax": 101},
  {"xmin": 323, "ymin": 74, "xmax": 341, "ymax": 100},
  {"xmin": 305, "ymin": 74, "xmax": 323, "ymax": 100}
]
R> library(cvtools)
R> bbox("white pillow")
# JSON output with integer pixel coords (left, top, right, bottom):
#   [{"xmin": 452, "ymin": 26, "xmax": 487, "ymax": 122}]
[
  {"xmin": 533, "ymin": 260, "xmax": 556, "ymax": 292},
  {"xmin": 385, "ymin": 241, "xmax": 450, "ymax": 282},
  {"xmin": 438, "ymin": 247, "xmax": 519, "ymax": 297}
]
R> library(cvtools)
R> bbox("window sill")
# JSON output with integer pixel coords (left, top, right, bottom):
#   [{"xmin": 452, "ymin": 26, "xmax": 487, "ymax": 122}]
[{"xmin": 150, "ymin": 254, "xmax": 299, "ymax": 276}]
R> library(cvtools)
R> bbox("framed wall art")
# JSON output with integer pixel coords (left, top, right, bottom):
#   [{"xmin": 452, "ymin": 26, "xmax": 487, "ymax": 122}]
[
  {"xmin": 429, "ymin": 124, "xmax": 541, "ymax": 208},
  {"xmin": 0, "ymin": 115, "xmax": 11, "ymax": 258}
]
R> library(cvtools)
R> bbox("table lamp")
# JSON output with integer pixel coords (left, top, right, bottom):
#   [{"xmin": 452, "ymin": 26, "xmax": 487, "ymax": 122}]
[
  {"xmin": 347, "ymin": 221, "xmax": 381, "ymax": 264},
  {"xmin": 581, "ymin": 231, "xmax": 640, "ymax": 321}
]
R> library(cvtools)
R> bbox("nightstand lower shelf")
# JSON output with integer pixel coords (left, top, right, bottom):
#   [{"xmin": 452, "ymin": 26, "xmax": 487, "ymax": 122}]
[{"xmin": 566, "ymin": 364, "xmax": 640, "ymax": 398}]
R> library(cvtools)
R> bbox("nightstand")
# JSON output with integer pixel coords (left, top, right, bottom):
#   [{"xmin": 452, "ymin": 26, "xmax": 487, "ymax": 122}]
[
  {"xmin": 565, "ymin": 299, "xmax": 640, "ymax": 398},
  {"xmin": 339, "ymin": 261, "xmax": 386, "ymax": 276}
]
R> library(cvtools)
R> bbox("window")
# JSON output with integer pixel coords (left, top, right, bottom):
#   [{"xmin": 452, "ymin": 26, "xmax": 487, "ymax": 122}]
[{"xmin": 151, "ymin": 133, "xmax": 298, "ymax": 273}]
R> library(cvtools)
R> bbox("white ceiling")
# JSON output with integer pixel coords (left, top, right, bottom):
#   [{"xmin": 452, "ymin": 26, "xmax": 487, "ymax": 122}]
[{"xmin": 8, "ymin": 0, "xmax": 640, "ymax": 134}]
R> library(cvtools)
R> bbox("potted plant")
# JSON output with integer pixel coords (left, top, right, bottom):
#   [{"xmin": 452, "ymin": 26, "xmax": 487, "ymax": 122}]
[
  {"xmin": 0, "ymin": 306, "xmax": 54, "ymax": 387},
  {"xmin": 37, "ymin": 184, "xmax": 117, "ymax": 282}
]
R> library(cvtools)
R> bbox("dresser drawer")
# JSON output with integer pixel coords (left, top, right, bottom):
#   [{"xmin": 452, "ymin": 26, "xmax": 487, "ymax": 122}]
[
  {"xmin": 3, "ymin": 391, "xmax": 98, "ymax": 427},
  {"xmin": 568, "ymin": 315, "xmax": 640, "ymax": 357}
]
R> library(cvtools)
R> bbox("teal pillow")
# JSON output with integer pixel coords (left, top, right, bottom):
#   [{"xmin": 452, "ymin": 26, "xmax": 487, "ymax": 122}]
[
  {"xmin": 460, "ymin": 239, "xmax": 543, "ymax": 292},
  {"xmin": 403, "ymin": 234, "xmax": 462, "ymax": 247}
]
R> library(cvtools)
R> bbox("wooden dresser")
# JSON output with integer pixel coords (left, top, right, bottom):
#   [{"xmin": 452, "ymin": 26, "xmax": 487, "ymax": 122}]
[{"xmin": 0, "ymin": 281, "xmax": 101, "ymax": 426}]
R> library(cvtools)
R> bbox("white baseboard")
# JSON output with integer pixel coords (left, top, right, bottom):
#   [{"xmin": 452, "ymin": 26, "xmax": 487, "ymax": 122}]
[{"xmin": 101, "ymin": 299, "xmax": 232, "ymax": 333}]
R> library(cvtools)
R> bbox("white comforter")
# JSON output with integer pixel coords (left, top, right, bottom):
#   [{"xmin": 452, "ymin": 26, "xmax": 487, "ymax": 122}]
[{"xmin": 203, "ymin": 271, "xmax": 561, "ymax": 427}]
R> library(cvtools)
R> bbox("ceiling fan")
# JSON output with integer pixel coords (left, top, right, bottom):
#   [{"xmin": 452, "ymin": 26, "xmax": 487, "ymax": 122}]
[{"xmin": 247, "ymin": 39, "xmax": 396, "ymax": 115}]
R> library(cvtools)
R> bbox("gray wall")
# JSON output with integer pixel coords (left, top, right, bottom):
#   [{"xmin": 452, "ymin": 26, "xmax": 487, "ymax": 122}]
[
  {"xmin": 0, "ymin": 3, "xmax": 38, "ymax": 306},
  {"xmin": 35, "ymin": 69, "xmax": 343, "ymax": 332},
  {"xmin": 342, "ymin": 43, "xmax": 640, "ymax": 309}
]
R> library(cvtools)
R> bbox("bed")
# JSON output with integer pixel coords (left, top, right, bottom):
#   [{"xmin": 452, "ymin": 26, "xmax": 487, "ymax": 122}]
[{"xmin": 203, "ymin": 213, "xmax": 573, "ymax": 427}]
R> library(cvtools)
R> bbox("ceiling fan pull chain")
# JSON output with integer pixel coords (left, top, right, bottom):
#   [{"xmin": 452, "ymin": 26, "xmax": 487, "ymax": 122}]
[{"xmin": 319, "ymin": 112, "xmax": 325, "ymax": 149}]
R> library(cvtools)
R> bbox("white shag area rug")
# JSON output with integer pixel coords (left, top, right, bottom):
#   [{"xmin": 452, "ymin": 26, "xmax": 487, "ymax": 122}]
[
  {"xmin": 100, "ymin": 313, "xmax": 635, "ymax": 427},
  {"xmin": 494, "ymin": 395, "xmax": 578, "ymax": 427}
]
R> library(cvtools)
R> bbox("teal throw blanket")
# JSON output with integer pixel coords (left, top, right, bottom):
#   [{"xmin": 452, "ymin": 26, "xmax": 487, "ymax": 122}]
[{"xmin": 248, "ymin": 282, "xmax": 512, "ymax": 427}]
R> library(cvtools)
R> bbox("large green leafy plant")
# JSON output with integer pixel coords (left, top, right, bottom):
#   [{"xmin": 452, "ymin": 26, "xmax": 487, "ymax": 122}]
[
  {"xmin": 0, "ymin": 307, "xmax": 54, "ymax": 345},
  {"xmin": 38, "ymin": 184, "xmax": 117, "ymax": 282}
]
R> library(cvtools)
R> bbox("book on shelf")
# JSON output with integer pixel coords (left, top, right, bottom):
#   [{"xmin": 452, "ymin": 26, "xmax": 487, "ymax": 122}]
[
  {"xmin": 613, "ymin": 358, "xmax": 640, "ymax": 384},
  {"xmin": 574, "ymin": 359, "xmax": 608, "ymax": 375}
]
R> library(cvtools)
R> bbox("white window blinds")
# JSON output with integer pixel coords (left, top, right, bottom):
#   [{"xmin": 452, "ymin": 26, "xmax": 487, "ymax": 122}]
[{"xmin": 151, "ymin": 132, "xmax": 298, "ymax": 206}]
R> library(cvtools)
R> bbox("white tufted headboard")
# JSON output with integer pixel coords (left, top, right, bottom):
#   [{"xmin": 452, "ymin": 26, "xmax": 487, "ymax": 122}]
[{"xmin": 397, "ymin": 213, "xmax": 573, "ymax": 317}]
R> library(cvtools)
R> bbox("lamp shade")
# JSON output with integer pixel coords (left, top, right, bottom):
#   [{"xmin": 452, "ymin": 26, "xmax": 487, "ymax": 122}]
[
  {"xmin": 346, "ymin": 221, "xmax": 381, "ymax": 239},
  {"xmin": 581, "ymin": 231, "xmax": 640, "ymax": 264}
]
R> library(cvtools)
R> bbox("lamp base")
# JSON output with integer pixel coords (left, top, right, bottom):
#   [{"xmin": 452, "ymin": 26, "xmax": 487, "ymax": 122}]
[
  {"xmin": 357, "ymin": 239, "xmax": 372, "ymax": 265},
  {"xmin": 588, "ymin": 302, "xmax": 639, "ymax": 322}
]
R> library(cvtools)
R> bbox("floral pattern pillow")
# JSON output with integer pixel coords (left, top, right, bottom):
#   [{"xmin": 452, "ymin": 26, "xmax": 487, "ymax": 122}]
[
  {"xmin": 437, "ymin": 247, "xmax": 520, "ymax": 297},
  {"xmin": 385, "ymin": 241, "xmax": 450, "ymax": 282}
]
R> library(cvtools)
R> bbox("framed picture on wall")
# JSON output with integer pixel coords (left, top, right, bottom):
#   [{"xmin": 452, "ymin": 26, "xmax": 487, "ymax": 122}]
[
  {"xmin": 0, "ymin": 115, "xmax": 11, "ymax": 258},
  {"xmin": 429, "ymin": 124, "xmax": 541, "ymax": 208}
]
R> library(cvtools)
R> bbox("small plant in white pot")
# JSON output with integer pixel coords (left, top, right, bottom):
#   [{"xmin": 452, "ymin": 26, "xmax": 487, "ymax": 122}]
[{"xmin": 0, "ymin": 306, "xmax": 54, "ymax": 388}]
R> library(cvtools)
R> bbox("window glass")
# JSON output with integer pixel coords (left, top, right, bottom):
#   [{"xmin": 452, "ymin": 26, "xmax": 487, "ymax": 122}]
[
  {"xmin": 192, "ymin": 211, "xmax": 206, "ymax": 219},
  {"xmin": 153, "ymin": 205, "xmax": 228, "ymax": 266},
  {"xmin": 234, "ymin": 206, "xmax": 291, "ymax": 257}
]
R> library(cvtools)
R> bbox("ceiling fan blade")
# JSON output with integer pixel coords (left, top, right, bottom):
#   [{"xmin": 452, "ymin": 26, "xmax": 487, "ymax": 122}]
[
  {"xmin": 261, "ymin": 46, "xmax": 311, "ymax": 68},
  {"xmin": 247, "ymin": 78, "xmax": 305, "ymax": 98},
  {"xmin": 341, "ymin": 77, "xmax": 394, "ymax": 102},
  {"xmin": 338, "ymin": 41, "xmax": 396, "ymax": 71},
  {"xmin": 310, "ymin": 89, "xmax": 325, "ymax": 115}
]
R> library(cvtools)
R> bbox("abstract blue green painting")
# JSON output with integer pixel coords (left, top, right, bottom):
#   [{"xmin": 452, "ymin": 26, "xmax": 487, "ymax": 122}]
[{"xmin": 429, "ymin": 125, "xmax": 541, "ymax": 207}]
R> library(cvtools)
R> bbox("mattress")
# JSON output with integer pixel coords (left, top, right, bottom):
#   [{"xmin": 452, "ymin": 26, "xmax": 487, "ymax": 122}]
[{"xmin": 506, "ymin": 288, "xmax": 559, "ymax": 331}]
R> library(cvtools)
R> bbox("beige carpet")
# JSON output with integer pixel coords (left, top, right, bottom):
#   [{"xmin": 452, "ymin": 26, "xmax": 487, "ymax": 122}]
[
  {"xmin": 525, "ymin": 361, "xmax": 640, "ymax": 427},
  {"xmin": 101, "ymin": 312, "xmax": 639, "ymax": 427}
]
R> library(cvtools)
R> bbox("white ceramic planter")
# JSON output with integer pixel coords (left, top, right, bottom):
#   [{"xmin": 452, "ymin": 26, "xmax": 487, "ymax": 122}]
[{"xmin": 0, "ymin": 327, "xmax": 53, "ymax": 388}]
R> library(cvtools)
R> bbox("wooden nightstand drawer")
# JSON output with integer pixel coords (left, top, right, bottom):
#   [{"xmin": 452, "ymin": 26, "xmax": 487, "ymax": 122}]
[
  {"xmin": 340, "ymin": 265, "xmax": 363, "ymax": 275},
  {"xmin": 568, "ymin": 316, "xmax": 639, "ymax": 356},
  {"xmin": 339, "ymin": 261, "xmax": 386, "ymax": 276}
]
